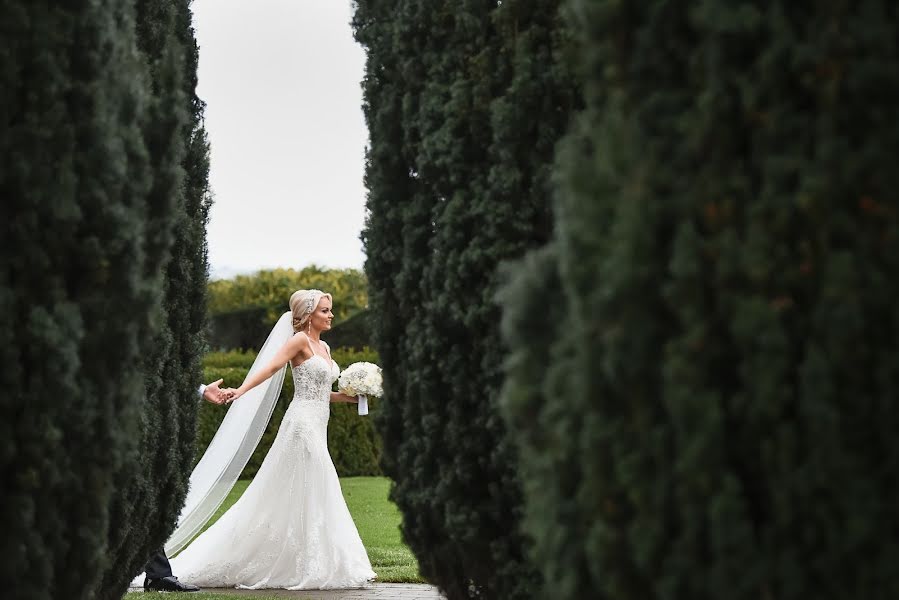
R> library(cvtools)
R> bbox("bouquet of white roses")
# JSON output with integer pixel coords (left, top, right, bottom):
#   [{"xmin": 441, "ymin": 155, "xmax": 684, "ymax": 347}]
[{"xmin": 337, "ymin": 362, "xmax": 382, "ymax": 416}]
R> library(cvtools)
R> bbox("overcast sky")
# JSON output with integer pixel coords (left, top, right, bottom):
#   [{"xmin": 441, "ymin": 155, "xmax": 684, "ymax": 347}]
[{"xmin": 191, "ymin": 0, "xmax": 368, "ymax": 279}]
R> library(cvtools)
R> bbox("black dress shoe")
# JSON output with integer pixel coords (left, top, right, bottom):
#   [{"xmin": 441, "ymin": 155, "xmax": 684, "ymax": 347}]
[{"xmin": 144, "ymin": 576, "xmax": 200, "ymax": 592}]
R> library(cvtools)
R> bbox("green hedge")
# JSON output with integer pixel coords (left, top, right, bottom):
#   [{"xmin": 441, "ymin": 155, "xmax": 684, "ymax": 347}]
[
  {"xmin": 198, "ymin": 347, "xmax": 382, "ymax": 478},
  {"xmin": 208, "ymin": 267, "xmax": 368, "ymax": 323},
  {"xmin": 321, "ymin": 308, "xmax": 372, "ymax": 350},
  {"xmin": 208, "ymin": 305, "xmax": 372, "ymax": 352},
  {"xmin": 206, "ymin": 306, "xmax": 269, "ymax": 351}
]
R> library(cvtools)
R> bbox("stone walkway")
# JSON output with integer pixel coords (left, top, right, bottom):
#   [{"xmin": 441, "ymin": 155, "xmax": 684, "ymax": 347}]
[{"xmin": 129, "ymin": 583, "xmax": 444, "ymax": 599}]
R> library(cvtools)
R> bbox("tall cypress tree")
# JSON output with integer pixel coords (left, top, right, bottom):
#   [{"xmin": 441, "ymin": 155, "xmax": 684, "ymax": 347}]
[
  {"xmin": 501, "ymin": 1, "xmax": 899, "ymax": 598},
  {"xmin": 355, "ymin": 1, "xmax": 577, "ymax": 597},
  {"xmin": 354, "ymin": 0, "xmax": 444, "ymax": 588},
  {"xmin": 97, "ymin": 1, "xmax": 210, "ymax": 596},
  {"xmin": 0, "ymin": 2, "xmax": 166, "ymax": 598}
]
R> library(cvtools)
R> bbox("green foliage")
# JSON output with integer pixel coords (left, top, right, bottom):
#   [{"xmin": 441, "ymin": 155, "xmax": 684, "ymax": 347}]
[
  {"xmin": 354, "ymin": 1, "xmax": 579, "ymax": 597},
  {"xmin": 208, "ymin": 266, "xmax": 368, "ymax": 322},
  {"xmin": 97, "ymin": 1, "xmax": 210, "ymax": 598},
  {"xmin": 497, "ymin": 246, "xmax": 571, "ymax": 598},
  {"xmin": 206, "ymin": 306, "xmax": 269, "ymax": 350},
  {"xmin": 0, "ymin": 1, "xmax": 201, "ymax": 598},
  {"xmin": 208, "ymin": 305, "xmax": 375, "ymax": 353},
  {"xmin": 322, "ymin": 308, "xmax": 372, "ymax": 350},
  {"xmin": 198, "ymin": 347, "xmax": 383, "ymax": 478},
  {"xmin": 207, "ymin": 267, "xmax": 368, "ymax": 350},
  {"xmin": 201, "ymin": 349, "xmax": 257, "ymax": 370},
  {"xmin": 500, "ymin": 1, "xmax": 899, "ymax": 599}
]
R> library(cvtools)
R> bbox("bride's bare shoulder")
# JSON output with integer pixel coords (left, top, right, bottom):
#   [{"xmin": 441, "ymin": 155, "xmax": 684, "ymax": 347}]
[
  {"xmin": 288, "ymin": 331, "xmax": 312, "ymax": 349},
  {"xmin": 283, "ymin": 332, "xmax": 313, "ymax": 367}
]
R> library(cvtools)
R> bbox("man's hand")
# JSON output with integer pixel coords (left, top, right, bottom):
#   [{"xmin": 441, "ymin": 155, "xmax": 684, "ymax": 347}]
[{"xmin": 203, "ymin": 379, "xmax": 227, "ymax": 405}]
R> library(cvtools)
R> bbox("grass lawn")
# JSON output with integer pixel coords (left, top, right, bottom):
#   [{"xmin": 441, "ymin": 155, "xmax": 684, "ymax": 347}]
[
  {"xmin": 339, "ymin": 477, "xmax": 422, "ymax": 584},
  {"xmin": 137, "ymin": 477, "xmax": 424, "ymax": 599}
]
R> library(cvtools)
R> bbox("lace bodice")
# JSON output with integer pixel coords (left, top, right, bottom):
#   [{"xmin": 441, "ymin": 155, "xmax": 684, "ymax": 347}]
[{"xmin": 290, "ymin": 354, "xmax": 339, "ymax": 405}]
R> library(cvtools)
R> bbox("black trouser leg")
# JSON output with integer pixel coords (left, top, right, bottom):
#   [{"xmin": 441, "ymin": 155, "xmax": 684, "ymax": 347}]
[{"xmin": 144, "ymin": 549, "xmax": 173, "ymax": 580}]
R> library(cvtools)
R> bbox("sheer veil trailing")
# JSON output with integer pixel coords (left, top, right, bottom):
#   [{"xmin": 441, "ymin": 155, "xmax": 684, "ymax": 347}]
[{"xmin": 165, "ymin": 311, "xmax": 294, "ymax": 555}]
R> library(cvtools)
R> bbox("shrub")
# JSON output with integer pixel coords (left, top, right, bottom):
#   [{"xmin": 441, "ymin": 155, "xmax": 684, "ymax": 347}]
[
  {"xmin": 207, "ymin": 306, "xmax": 269, "ymax": 351},
  {"xmin": 322, "ymin": 308, "xmax": 372, "ymax": 350}
]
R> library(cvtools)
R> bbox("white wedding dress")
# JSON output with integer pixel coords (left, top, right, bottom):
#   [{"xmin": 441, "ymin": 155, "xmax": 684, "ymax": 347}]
[{"xmin": 169, "ymin": 353, "xmax": 377, "ymax": 589}]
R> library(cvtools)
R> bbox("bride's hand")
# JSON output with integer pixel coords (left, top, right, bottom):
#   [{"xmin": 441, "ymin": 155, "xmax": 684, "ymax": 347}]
[{"xmin": 222, "ymin": 387, "xmax": 242, "ymax": 403}]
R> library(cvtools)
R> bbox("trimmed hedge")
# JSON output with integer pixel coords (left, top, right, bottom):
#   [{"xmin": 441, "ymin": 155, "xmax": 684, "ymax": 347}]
[
  {"xmin": 206, "ymin": 267, "xmax": 369, "ymax": 351},
  {"xmin": 322, "ymin": 308, "xmax": 372, "ymax": 350},
  {"xmin": 207, "ymin": 306, "xmax": 269, "ymax": 351},
  {"xmin": 198, "ymin": 347, "xmax": 383, "ymax": 478},
  {"xmin": 208, "ymin": 304, "xmax": 372, "ymax": 352}
]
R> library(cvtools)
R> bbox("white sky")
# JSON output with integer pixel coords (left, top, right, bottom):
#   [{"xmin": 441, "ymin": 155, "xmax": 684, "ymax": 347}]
[{"xmin": 191, "ymin": 0, "xmax": 368, "ymax": 279}]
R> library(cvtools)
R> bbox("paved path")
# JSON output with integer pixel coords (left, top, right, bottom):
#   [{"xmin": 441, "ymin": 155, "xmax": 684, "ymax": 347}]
[{"xmin": 129, "ymin": 583, "xmax": 444, "ymax": 599}]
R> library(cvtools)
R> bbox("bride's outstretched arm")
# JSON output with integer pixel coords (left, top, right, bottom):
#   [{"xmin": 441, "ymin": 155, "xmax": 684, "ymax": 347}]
[{"xmin": 225, "ymin": 334, "xmax": 307, "ymax": 403}]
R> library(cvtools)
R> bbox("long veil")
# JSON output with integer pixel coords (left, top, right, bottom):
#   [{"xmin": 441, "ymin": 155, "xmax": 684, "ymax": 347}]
[{"xmin": 165, "ymin": 311, "xmax": 294, "ymax": 555}]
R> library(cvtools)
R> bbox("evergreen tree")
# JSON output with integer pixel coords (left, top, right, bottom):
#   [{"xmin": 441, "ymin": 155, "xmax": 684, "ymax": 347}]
[
  {"xmin": 355, "ymin": 1, "xmax": 577, "ymax": 596},
  {"xmin": 501, "ymin": 1, "xmax": 899, "ymax": 598},
  {"xmin": 0, "ymin": 2, "xmax": 164, "ymax": 598},
  {"xmin": 0, "ymin": 1, "xmax": 208, "ymax": 597},
  {"xmin": 97, "ymin": 1, "xmax": 210, "ymax": 597}
]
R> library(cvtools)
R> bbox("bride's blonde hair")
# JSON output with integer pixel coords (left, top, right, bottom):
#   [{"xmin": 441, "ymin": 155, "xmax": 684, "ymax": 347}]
[{"xmin": 289, "ymin": 289, "xmax": 332, "ymax": 333}]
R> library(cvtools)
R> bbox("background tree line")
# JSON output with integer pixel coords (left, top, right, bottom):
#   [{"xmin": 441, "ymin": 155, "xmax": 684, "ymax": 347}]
[{"xmin": 207, "ymin": 266, "xmax": 370, "ymax": 349}]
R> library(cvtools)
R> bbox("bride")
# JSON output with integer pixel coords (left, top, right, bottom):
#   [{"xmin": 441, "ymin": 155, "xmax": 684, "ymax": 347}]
[{"xmin": 168, "ymin": 289, "xmax": 377, "ymax": 589}]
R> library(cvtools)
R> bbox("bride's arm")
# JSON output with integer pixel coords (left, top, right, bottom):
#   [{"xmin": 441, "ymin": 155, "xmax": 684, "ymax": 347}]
[
  {"xmin": 330, "ymin": 392, "xmax": 358, "ymax": 403},
  {"xmin": 226, "ymin": 335, "xmax": 307, "ymax": 403}
]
